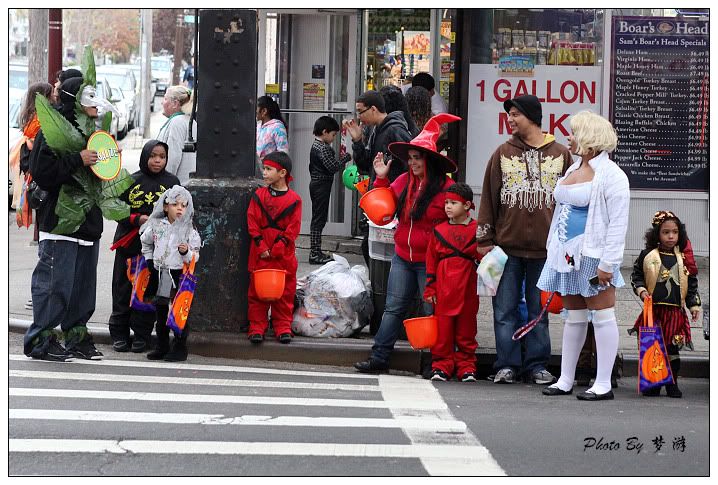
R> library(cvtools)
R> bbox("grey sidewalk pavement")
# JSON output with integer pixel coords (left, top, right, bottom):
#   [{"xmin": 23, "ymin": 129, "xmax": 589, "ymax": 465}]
[{"xmin": 8, "ymin": 207, "xmax": 710, "ymax": 378}]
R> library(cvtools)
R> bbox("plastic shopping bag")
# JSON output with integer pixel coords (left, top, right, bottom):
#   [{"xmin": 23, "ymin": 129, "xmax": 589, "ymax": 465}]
[{"xmin": 476, "ymin": 246, "xmax": 508, "ymax": 296}]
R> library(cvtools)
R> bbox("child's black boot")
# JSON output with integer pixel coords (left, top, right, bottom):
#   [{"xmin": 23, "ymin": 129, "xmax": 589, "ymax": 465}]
[
  {"xmin": 164, "ymin": 326, "xmax": 189, "ymax": 362},
  {"xmin": 147, "ymin": 322, "xmax": 170, "ymax": 360},
  {"xmin": 665, "ymin": 357, "xmax": 682, "ymax": 398}
]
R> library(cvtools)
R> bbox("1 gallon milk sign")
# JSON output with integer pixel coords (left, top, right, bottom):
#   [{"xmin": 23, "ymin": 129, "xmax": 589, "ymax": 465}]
[{"xmin": 465, "ymin": 64, "xmax": 601, "ymax": 193}]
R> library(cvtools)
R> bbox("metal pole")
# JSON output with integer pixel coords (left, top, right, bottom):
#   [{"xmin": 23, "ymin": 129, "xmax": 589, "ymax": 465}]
[
  {"xmin": 173, "ymin": 12, "xmax": 184, "ymax": 85},
  {"xmin": 140, "ymin": 9, "xmax": 153, "ymax": 138},
  {"xmin": 48, "ymin": 9, "xmax": 63, "ymax": 83}
]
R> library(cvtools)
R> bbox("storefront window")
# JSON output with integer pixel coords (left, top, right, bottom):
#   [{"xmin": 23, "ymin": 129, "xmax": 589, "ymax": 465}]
[{"xmin": 490, "ymin": 9, "xmax": 604, "ymax": 68}]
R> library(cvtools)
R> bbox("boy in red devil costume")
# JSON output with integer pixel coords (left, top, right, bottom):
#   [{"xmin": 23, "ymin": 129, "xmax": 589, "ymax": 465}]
[
  {"xmin": 247, "ymin": 151, "xmax": 302, "ymax": 344},
  {"xmin": 424, "ymin": 183, "xmax": 480, "ymax": 382}
]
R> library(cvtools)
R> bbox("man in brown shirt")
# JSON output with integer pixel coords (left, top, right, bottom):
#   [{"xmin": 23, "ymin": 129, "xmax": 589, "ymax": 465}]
[{"xmin": 476, "ymin": 95, "xmax": 572, "ymax": 385}]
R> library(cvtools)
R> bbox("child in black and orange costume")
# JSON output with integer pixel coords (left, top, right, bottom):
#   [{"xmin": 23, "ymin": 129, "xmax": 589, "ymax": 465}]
[
  {"xmin": 631, "ymin": 211, "xmax": 701, "ymax": 398},
  {"xmin": 424, "ymin": 183, "xmax": 480, "ymax": 382},
  {"xmin": 247, "ymin": 151, "xmax": 302, "ymax": 344}
]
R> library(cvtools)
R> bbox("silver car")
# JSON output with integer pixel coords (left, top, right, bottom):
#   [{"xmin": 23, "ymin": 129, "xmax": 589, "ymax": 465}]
[{"xmin": 97, "ymin": 65, "xmax": 139, "ymax": 131}]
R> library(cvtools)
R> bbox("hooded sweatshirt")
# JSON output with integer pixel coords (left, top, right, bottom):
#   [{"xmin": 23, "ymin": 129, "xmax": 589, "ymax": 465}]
[
  {"xmin": 374, "ymin": 171, "xmax": 454, "ymax": 263},
  {"xmin": 256, "ymin": 118, "xmax": 289, "ymax": 160},
  {"xmin": 476, "ymin": 134, "xmax": 572, "ymax": 259},
  {"xmin": 112, "ymin": 140, "xmax": 180, "ymax": 255},
  {"xmin": 352, "ymin": 111, "xmax": 413, "ymax": 184}
]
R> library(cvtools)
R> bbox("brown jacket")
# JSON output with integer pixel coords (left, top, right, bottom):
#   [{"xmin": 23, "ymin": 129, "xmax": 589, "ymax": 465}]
[{"xmin": 476, "ymin": 134, "xmax": 572, "ymax": 259}]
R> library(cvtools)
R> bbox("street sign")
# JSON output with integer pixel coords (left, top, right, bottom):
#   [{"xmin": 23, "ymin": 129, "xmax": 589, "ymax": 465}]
[{"xmin": 184, "ymin": 15, "xmax": 196, "ymax": 24}]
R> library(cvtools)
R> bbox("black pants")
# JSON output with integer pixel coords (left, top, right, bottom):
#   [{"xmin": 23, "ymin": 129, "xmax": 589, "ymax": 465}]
[
  {"xmin": 309, "ymin": 178, "xmax": 333, "ymax": 255},
  {"xmin": 108, "ymin": 250, "xmax": 156, "ymax": 344}
]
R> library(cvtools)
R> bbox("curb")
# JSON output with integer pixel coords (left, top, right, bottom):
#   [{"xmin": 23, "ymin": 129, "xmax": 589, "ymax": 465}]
[{"xmin": 9, "ymin": 318, "xmax": 709, "ymax": 379}]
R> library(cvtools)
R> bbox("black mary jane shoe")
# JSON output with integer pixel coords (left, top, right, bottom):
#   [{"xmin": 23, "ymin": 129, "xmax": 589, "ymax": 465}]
[
  {"xmin": 576, "ymin": 390, "xmax": 614, "ymax": 401},
  {"xmin": 542, "ymin": 385, "xmax": 573, "ymax": 396}
]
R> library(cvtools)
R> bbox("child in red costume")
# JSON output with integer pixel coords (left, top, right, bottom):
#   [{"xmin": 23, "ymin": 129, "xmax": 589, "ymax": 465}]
[
  {"xmin": 247, "ymin": 151, "xmax": 302, "ymax": 344},
  {"xmin": 424, "ymin": 183, "xmax": 480, "ymax": 382}
]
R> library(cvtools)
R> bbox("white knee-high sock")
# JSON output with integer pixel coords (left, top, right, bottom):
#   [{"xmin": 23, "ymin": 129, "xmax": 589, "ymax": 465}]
[
  {"xmin": 552, "ymin": 309, "xmax": 589, "ymax": 391},
  {"xmin": 589, "ymin": 308, "xmax": 619, "ymax": 395}
]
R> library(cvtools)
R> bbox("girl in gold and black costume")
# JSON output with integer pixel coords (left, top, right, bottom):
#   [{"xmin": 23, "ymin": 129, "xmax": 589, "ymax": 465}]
[{"xmin": 631, "ymin": 211, "xmax": 701, "ymax": 398}]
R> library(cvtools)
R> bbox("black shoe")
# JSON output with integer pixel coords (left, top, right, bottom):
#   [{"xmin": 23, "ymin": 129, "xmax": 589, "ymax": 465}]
[
  {"xmin": 460, "ymin": 372, "xmax": 477, "ymax": 382},
  {"xmin": 309, "ymin": 253, "xmax": 333, "ymax": 265},
  {"xmin": 665, "ymin": 383, "xmax": 683, "ymax": 398},
  {"xmin": 28, "ymin": 339, "xmax": 74, "ymax": 362},
  {"xmin": 430, "ymin": 369, "xmax": 450, "ymax": 381},
  {"xmin": 543, "ymin": 385, "xmax": 573, "ymax": 396},
  {"xmin": 278, "ymin": 333, "xmax": 292, "ymax": 344},
  {"xmin": 164, "ymin": 344, "xmax": 188, "ymax": 362},
  {"xmin": 576, "ymin": 389, "xmax": 614, "ymax": 401},
  {"xmin": 130, "ymin": 339, "xmax": 148, "ymax": 353},
  {"xmin": 147, "ymin": 347, "xmax": 168, "ymax": 360},
  {"xmin": 67, "ymin": 338, "xmax": 103, "ymax": 360},
  {"xmin": 354, "ymin": 359, "xmax": 389, "ymax": 374},
  {"xmin": 112, "ymin": 340, "xmax": 130, "ymax": 352},
  {"xmin": 249, "ymin": 333, "xmax": 264, "ymax": 344},
  {"xmin": 641, "ymin": 386, "xmax": 661, "ymax": 397}
]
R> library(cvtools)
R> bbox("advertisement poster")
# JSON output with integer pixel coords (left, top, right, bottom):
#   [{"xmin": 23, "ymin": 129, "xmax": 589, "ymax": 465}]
[
  {"xmin": 401, "ymin": 31, "xmax": 431, "ymax": 55},
  {"xmin": 465, "ymin": 64, "xmax": 601, "ymax": 192},
  {"xmin": 303, "ymin": 83, "xmax": 325, "ymax": 110},
  {"xmin": 609, "ymin": 16, "xmax": 709, "ymax": 191}
]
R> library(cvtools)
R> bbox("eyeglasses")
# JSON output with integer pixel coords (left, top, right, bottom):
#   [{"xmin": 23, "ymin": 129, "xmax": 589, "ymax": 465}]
[{"xmin": 356, "ymin": 106, "xmax": 371, "ymax": 116}]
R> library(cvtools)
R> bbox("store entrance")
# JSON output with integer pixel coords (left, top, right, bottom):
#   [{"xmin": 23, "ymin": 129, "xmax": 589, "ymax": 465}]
[{"xmin": 257, "ymin": 10, "xmax": 359, "ymax": 237}]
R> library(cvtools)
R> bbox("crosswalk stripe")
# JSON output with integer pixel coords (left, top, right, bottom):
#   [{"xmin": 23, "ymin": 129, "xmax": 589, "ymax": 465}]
[
  {"xmin": 9, "ymin": 370, "xmax": 380, "ymax": 392},
  {"xmin": 9, "ymin": 439, "xmax": 494, "ymax": 460},
  {"xmin": 9, "ymin": 387, "xmax": 447, "ymax": 410},
  {"xmin": 9, "ymin": 409, "xmax": 466, "ymax": 432},
  {"xmin": 379, "ymin": 375, "xmax": 506, "ymax": 476},
  {"xmin": 8, "ymin": 354, "xmax": 377, "ymax": 380}
]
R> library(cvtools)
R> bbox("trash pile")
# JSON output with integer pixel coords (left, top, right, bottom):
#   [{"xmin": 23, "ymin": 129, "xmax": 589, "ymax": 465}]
[{"xmin": 292, "ymin": 255, "xmax": 373, "ymax": 337}]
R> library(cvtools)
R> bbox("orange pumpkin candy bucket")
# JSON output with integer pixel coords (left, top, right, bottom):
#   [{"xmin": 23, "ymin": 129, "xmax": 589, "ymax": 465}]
[
  {"xmin": 403, "ymin": 315, "xmax": 438, "ymax": 350},
  {"xmin": 253, "ymin": 268, "xmax": 287, "ymax": 302},
  {"xmin": 359, "ymin": 187, "xmax": 396, "ymax": 226},
  {"xmin": 637, "ymin": 295, "xmax": 674, "ymax": 393}
]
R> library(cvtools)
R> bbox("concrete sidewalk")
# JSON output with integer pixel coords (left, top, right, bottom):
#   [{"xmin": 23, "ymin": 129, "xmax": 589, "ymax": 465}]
[{"xmin": 8, "ymin": 205, "xmax": 710, "ymax": 378}]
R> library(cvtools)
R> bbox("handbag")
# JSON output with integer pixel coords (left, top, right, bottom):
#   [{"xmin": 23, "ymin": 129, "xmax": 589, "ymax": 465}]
[
  {"xmin": 638, "ymin": 295, "xmax": 674, "ymax": 393},
  {"xmin": 128, "ymin": 255, "xmax": 156, "ymax": 312},
  {"xmin": 166, "ymin": 254, "xmax": 197, "ymax": 336}
]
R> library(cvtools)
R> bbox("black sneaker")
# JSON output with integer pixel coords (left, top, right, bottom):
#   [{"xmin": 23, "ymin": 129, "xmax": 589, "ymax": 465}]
[
  {"xmin": 249, "ymin": 333, "xmax": 264, "ymax": 344},
  {"xmin": 430, "ymin": 369, "xmax": 450, "ymax": 382},
  {"xmin": 113, "ymin": 340, "xmax": 130, "ymax": 352},
  {"xmin": 460, "ymin": 372, "xmax": 477, "ymax": 382},
  {"xmin": 309, "ymin": 253, "xmax": 333, "ymax": 265},
  {"xmin": 278, "ymin": 333, "xmax": 292, "ymax": 344},
  {"xmin": 131, "ymin": 339, "xmax": 148, "ymax": 353},
  {"xmin": 68, "ymin": 338, "xmax": 103, "ymax": 360},
  {"xmin": 354, "ymin": 359, "xmax": 389, "ymax": 374},
  {"xmin": 30, "ymin": 339, "xmax": 74, "ymax": 362}
]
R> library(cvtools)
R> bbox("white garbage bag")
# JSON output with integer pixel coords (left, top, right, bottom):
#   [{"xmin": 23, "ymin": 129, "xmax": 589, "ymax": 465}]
[
  {"xmin": 476, "ymin": 246, "xmax": 509, "ymax": 297},
  {"xmin": 293, "ymin": 255, "xmax": 373, "ymax": 337}
]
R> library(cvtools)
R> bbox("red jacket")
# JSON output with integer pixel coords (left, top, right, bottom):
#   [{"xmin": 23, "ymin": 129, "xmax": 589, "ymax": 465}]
[
  {"xmin": 247, "ymin": 186, "xmax": 302, "ymax": 274},
  {"xmin": 424, "ymin": 219, "xmax": 480, "ymax": 316},
  {"xmin": 374, "ymin": 172, "xmax": 454, "ymax": 263}
]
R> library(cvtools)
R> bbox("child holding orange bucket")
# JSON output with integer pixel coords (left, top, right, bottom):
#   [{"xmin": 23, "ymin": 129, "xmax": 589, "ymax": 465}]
[
  {"xmin": 247, "ymin": 151, "xmax": 303, "ymax": 344},
  {"xmin": 423, "ymin": 183, "xmax": 481, "ymax": 382}
]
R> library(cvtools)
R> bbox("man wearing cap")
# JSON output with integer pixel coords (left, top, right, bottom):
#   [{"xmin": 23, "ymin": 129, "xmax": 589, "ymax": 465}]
[{"xmin": 476, "ymin": 95, "xmax": 572, "ymax": 385}]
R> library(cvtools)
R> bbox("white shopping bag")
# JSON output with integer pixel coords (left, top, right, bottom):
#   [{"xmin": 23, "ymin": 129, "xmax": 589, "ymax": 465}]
[{"xmin": 476, "ymin": 246, "xmax": 508, "ymax": 297}]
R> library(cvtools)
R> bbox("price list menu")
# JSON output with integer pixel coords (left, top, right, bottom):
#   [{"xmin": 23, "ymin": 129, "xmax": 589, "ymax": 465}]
[{"xmin": 610, "ymin": 16, "xmax": 709, "ymax": 191}]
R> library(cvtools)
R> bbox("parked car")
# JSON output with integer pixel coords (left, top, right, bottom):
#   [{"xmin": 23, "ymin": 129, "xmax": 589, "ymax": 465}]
[
  {"xmin": 151, "ymin": 56, "xmax": 173, "ymax": 95},
  {"xmin": 94, "ymin": 77, "xmax": 121, "ymax": 139},
  {"xmin": 97, "ymin": 65, "xmax": 138, "ymax": 130},
  {"xmin": 9, "ymin": 63, "xmax": 28, "ymax": 90},
  {"xmin": 118, "ymin": 63, "xmax": 157, "ymax": 112}
]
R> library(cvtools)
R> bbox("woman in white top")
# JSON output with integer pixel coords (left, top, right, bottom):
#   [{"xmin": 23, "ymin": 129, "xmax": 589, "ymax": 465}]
[
  {"xmin": 157, "ymin": 85, "xmax": 197, "ymax": 184},
  {"xmin": 537, "ymin": 111, "xmax": 630, "ymax": 401}
]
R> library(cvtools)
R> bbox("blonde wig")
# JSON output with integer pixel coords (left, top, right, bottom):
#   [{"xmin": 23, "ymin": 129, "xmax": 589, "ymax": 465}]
[{"xmin": 569, "ymin": 110, "xmax": 618, "ymax": 155}]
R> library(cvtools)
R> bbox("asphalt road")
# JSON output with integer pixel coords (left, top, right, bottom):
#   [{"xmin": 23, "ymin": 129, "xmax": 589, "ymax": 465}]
[{"xmin": 8, "ymin": 333, "xmax": 709, "ymax": 477}]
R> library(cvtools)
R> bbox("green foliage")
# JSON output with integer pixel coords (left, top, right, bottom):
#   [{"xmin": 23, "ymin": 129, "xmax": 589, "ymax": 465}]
[
  {"xmin": 34, "ymin": 94, "xmax": 85, "ymax": 157},
  {"xmin": 101, "ymin": 112, "xmax": 113, "ymax": 132},
  {"xmin": 75, "ymin": 104, "xmax": 95, "ymax": 139},
  {"xmin": 81, "ymin": 45, "xmax": 96, "ymax": 87}
]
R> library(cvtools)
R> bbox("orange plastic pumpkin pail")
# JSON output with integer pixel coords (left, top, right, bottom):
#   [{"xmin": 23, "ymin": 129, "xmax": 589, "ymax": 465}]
[
  {"xmin": 541, "ymin": 291, "xmax": 563, "ymax": 314},
  {"xmin": 403, "ymin": 316, "xmax": 438, "ymax": 350},
  {"xmin": 359, "ymin": 187, "xmax": 396, "ymax": 226},
  {"xmin": 253, "ymin": 269, "xmax": 287, "ymax": 302}
]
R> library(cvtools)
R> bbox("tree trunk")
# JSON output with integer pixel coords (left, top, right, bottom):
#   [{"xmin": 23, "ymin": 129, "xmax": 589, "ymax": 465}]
[{"xmin": 28, "ymin": 9, "xmax": 49, "ymax": 84}]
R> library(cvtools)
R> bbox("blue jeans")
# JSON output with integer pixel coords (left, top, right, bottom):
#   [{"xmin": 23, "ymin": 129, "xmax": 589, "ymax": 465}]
[
  {"xmin": 24, "ymin": 239, "xmax": 99, "ymax": 354},
  {"xmin": 492, "ymin": 255, "xmax": 551, "ymax": 374},
  {"xmin": 371, "ymin": 253, "xmax": 431, "ymax": 364}
]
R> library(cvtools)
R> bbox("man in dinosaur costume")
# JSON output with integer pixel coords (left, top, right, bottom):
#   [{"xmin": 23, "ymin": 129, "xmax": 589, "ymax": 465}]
[{"xmin": 24, "ymin": 46, "xmax": 133, "ymax": 361}]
